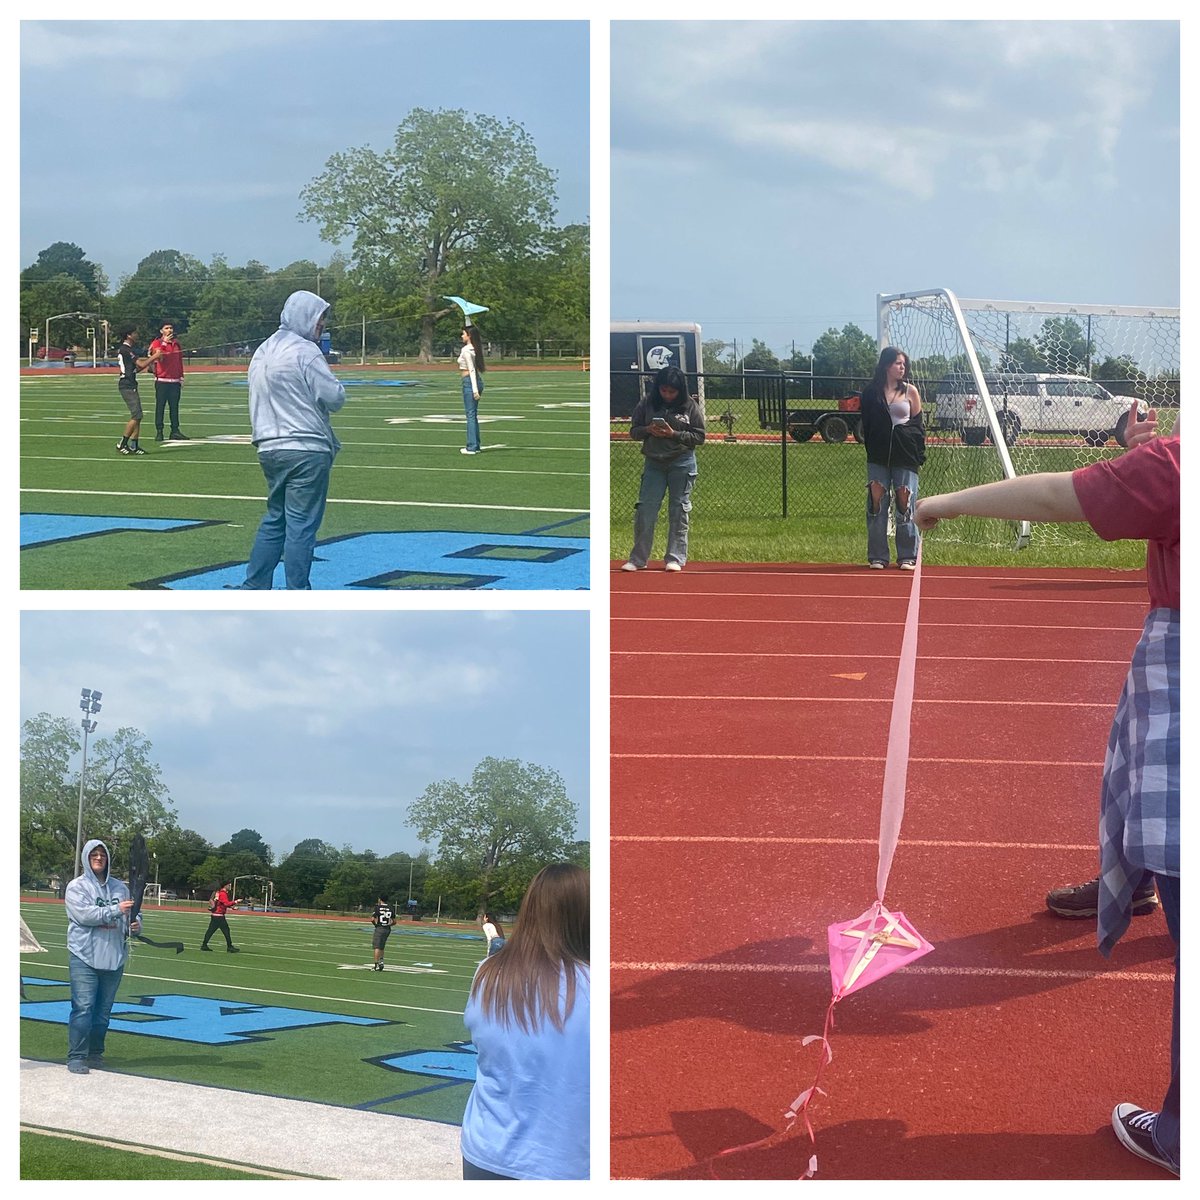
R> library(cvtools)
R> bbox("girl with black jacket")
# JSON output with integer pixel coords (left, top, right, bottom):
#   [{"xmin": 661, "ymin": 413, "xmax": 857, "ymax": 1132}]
[{"xmin": 859, "ymin": 346, "xmax": 926, "ymax": 569}]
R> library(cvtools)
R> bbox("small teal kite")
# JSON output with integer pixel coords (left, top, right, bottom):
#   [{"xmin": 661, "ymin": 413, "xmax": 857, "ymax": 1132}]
[{"xmin": 443, "ymin": 296, "xmax": 490, "ymax": 326}]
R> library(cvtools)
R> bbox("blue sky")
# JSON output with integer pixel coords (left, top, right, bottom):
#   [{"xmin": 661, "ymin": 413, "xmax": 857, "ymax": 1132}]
[
  {"xmin": 611, "ymin": 20, "xmax": 1180, "ymax": 358},
  {"xmin": 20, "ymin": 20, "xmax": 589, "ymax": 285},
  {"xmin": 20, "ymin": 611, "xmax": 590, "ymax": 864}
]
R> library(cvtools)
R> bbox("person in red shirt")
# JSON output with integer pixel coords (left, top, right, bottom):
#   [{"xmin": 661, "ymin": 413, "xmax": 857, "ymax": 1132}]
[
  {"xmin": 915, "ymin": 411, "xmax": 1179, "ymax": 1176},
  {"xmin": 200, "ymin": 880, "xmax": 240, "ymax": 952},
  {"xmin": 149, "ymin": 321, "xmax": 187, "ymax": 441}
]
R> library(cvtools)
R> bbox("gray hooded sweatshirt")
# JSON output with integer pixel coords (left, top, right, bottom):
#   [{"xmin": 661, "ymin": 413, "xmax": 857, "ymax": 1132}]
[
  {"xmin": 65, "ymin": 839, "xmax": 133, "ymax": 971},
  {"xmin": 248, "ymin": 290, "xmax": 346, "ymax": 456}
]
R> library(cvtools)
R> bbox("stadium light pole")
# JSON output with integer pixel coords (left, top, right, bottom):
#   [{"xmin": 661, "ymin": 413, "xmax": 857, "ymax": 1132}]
[{"xmin": 73, "ymin": 688, "xmax": 103, "ymax": 878}]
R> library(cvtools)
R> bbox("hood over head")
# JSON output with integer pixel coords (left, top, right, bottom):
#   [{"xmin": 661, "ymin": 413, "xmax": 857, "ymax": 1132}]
[
  {"xmin": 279, "ymin": 291, "xmax": 331, "ymax": 342},
  {"xmin": 81, "ymin": 838, "xmax": 110, "ymax": 884}
]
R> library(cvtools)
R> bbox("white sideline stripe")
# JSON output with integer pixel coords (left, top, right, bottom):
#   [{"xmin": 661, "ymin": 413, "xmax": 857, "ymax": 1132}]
[
  {"xmin": 612, "ymin": 835, "xmax": 1099, "ymax": 851},
  {"xmin": 616, "ymin": 565, "xmax": 1144, "ymax": 586},
  {"xmin": 615, "ymin": 588, "xmax": 1145, "ymax": 608},
  {"xmin": 613, "ymin": 650, "xmax": 1132, "ymax": 665},
  {"xmin": 613, "ymin": 962, "xmax": 1174, "ymax": 984},
  {"xmin": 21, "ymin": 488, "xmax": 587, "ymax": 515},
  {"xmin": 613, "ymin": 615, "xmax": 1135, "ymax": 632},
  {"xmin": 19, "ymin": 1125, "xmax": 312, "ymax": 1179},
  {"xmin": 614, "ymin": 693, "xmax": 1113, "ymax": 707},
  {"xmin": 27, "ymin": 964, "xmax": 463, "ymax": 1016},
  {"xmin": 612, "ymin": 753, "xmax": 1104, "ymax": 766},
  {"xmin": 21, "ymin": 453, "xmax": 588, "ymax": 476}
]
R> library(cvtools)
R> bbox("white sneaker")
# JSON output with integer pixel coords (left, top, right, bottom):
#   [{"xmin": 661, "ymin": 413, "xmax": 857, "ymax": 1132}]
[
  {"xmin": 621, "ymin": 562, "xmax": 642, "ymax": 572},
  {"xmin": 899, "ymin": 560, "xmax": 916, "ymax": 571},
  {"xmin": 460, "ymin": 448, "xmax": 478, "ymax": 455},
  {"xmin": 869, "ymin": 561, "xmax": 886, "ymax": 570},
  {"xmin": 664, "ymin": 562, "xmax": 683, "ymax": 572}
]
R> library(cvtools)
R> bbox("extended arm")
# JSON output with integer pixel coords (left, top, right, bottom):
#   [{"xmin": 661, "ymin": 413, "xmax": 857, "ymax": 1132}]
[{"xmin": 915, "ymin": 471, "xmax": 1084, "ymax": 531}]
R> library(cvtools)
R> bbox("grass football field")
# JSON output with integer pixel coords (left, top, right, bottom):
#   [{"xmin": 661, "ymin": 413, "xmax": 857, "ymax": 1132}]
[
  {"xmin": 20, "ymin": 365, "xmax": 589, "ymax": 590},
  {"xmin": 20, "ymin": 900, "xmax": 485, "ymax": 1138}
]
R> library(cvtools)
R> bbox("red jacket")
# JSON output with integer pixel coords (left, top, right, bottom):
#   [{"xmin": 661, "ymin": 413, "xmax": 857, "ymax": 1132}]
[
  {"xmin": 210, "ymin": 888, "xmax": 233, "ymax": 917},
  {"xmin": 149, "ymin": 337, "xmax": 184, "ymax": 382}
]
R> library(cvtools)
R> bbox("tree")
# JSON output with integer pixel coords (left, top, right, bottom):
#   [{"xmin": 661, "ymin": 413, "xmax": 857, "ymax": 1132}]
[
  {"xmin": 315, "ymin": 858, "xmax": 376, "ymax": 911},
  {"xmin": 219, "ymin": 828, "xmax": 273, "ymax": 869},
  {"xmin": 741, "ymin": 338, "xmax": 781, "ymax": 373},
  {"xmin": 20, "ymin": 276, "xmax": 103, "ymax": 354},
  {"xmin": 408, "ymin": 757, "xmax": 580, "ymax": 908},
  {"xmin": 20, "ymin": 714, "xmax": 177, "ymax": 886},
  {"xmin": 811, "ymin": 323, "xmax": 878, "ymax": 398},
  {"xmin": 149, "ymin": 827, "xmax": 214, "ymax": 891},
  {"xmin": 23, "ymin": 242, "xmax": 107, "ymax": 293},
  {"xmin": 1035, "ymin": 317, "xmax": 1089, "ymax": 373},
  {"xmin": 109, "ymin": 249, "xmax": 209, "ymax": 335},
  {"xmin": 273, "ymin": 838, "xmax": 342, "ymax": 905},
  {"xmin": 300, "ymin": 108, "xmax": 559, "ymax": 362}
]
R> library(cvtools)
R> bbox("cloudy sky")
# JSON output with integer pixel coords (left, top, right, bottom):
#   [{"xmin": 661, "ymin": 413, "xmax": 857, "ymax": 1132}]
[
  {"xmin": 611, "ymin": 20, "xmax": 1179, "ymax": 356},
  {"xmin": 20, "ymin": 20, "xmax": 589, "ymax": 284},
  {"xmin": 20, "ymin": 611, "xmax": 590, "ymax": 863}
]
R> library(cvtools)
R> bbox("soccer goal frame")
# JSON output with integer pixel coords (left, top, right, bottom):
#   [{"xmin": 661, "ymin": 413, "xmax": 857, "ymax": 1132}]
[{"xmin": 878, "ymin": 288, "xmax": 1180, "ymax": 550}]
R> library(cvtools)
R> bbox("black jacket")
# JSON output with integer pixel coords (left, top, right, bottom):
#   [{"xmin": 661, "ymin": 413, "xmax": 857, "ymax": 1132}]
[{"xmin": 859, "ymin": 383, "xmax": 925, "ymax": 470}]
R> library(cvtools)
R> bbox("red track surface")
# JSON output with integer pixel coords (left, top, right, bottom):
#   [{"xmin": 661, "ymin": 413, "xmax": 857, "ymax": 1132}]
[{"xmin": 611, "ymin": 562, "xmax": 1174, "ymax": 1180}]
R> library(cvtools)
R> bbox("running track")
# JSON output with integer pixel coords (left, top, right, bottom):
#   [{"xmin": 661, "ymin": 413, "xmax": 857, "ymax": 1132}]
[{"xmin": 611, "ymin": 562, "xmax": 1174, "ymax": 1180}]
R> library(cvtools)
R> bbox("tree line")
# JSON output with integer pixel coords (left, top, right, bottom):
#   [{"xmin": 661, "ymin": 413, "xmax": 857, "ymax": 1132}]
[
  {"xmin": 20, "ymin": 108, "xmax": 588, "ymax": 363},
  {"xmin": 20, "ymin": 714, "xmax": 586, "ymax": 918}
]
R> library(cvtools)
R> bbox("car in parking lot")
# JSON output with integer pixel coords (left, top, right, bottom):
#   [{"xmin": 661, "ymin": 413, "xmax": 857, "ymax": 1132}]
[{"xmin": 934, "ymin": 372, "xmax": 1145, "ymax": 447}]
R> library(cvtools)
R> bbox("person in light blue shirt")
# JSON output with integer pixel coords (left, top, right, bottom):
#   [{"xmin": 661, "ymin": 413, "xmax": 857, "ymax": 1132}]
[
  {"xmin": 64, "ymin": 839, "xmax": 140, "ymax": 1074},
  {"xmin": 239, "ymin": 290, "xmax": 346, "ymax": 589},
  {"xmin": 460, "ymin": 864, "xmax": 589, "ymax": 1180}
]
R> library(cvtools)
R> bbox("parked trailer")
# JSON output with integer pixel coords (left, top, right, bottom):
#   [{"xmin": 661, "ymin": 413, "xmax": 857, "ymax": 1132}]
[
  {"xmin": 610, "ymin": 322, "xmax": 703, "ymax": 418},
  {"xmin": 758, "ymin": 384, "xmax": 865, "ymax": 443}
]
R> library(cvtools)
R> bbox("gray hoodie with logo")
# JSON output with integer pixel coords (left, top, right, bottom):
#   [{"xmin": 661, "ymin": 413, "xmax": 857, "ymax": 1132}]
[
  {"xmin": 248, "ymin": 290, "xmax": 346, "ymax": 457},
  {"xmin": 65, "ymin": 839, "xmax": 133, "ymax": 971}
]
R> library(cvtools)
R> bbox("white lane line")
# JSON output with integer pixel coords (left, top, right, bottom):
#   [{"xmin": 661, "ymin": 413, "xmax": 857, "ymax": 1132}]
[
  {"xmin": 612, "ymin": 753, "xmax": 1104, "ymax": 766},
  {"xmin": 612, "ymin": 836, "xmax": 1099, "ymax": 851},
  {"xmin": 612, "ymin": 616, "xmax": 1136, "ymax": 632},
  {"xmin": 613, "ymin": 962, "xmax": 1173, "ymax": 983},
  {"xmin": 614, "ymin": 589, "xmax": 1145, "ymax": 607},
  {"xmin": 21, "ymin": 488, "xmax": 586, "ymax": 515},
  {"xmin": 613, "ymin": 650, "xmax": 1133, "ymax": 664},
  {"xmin": 613, "ymin": 694, "xmax": 1114, "ymax": 707}
]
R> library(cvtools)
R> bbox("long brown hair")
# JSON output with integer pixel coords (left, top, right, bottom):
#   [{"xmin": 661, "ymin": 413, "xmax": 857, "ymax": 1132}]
[
  {"xmin": 470, "ymin": 864, "xmax": 589, "ymax": 1032},
  {"xmin": 464, "ymin": 326, "xmax": 486, "ymax": 373}
]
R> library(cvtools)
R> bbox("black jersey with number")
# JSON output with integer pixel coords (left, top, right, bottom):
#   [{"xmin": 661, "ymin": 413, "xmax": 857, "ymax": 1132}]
[
  {"xmin": 373, "ymin": 903, "xmax": 395, "ymax": 927},
  {"xmin": 117, "ymin": 342, "xmax": 140, "ymax": 384}
]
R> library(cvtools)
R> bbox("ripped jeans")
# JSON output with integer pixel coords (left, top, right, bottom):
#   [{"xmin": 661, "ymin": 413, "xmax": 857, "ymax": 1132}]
[{"xmin": 866, "ymin": 463, "xmax": 919, "ymax": 565}]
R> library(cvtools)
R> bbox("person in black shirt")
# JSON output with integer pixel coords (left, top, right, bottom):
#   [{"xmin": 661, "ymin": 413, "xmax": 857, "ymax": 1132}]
[
  {"xmin": 115, "ymin": 327, "xmax": 160, "ymax": 455},
  {"xmin": 371, "ymin": 896, "xmax": 395, "ymax": 971}
]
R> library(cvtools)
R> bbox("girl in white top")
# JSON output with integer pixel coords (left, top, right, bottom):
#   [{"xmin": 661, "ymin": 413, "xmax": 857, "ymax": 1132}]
[{"xmin": 458, "ymin": 326, "xmax": 486, "ymax": 455}]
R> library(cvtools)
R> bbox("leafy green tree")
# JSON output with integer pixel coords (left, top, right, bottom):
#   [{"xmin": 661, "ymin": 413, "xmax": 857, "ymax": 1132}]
[
  {"xmin": 20, "ymin": 714, "xmax": 176, "ymax": 886},
  {"xmin": 219, "ymin": 828, "xmax": 273, "ymax": 868},
  {"xmin": 108, "ymin": 249, "xmax": 209, "ymax": 335},
  {"xmin": 1001, "ymin": 337, "xmax": 1048, "ymax": 372},
  {"xmin": 408, "ymin": 757, "xmax": 580, "ymax": 908},
  {"xmin": 741, "ymin": 338, "xmax": 781, "ymax": 373},
  {"xmin": 149, "ymin": 828, "xmax": 214, "ymax": 892},
  {"xmin": 23, "ymin": 242, "xmax": 107, "ymax": 293},
  {"xmin": 20, "ymin": 276, "xmax": 103, "ymax": 354},
  {"xmin": 372, "ymin": 850, "xmax": 431, "ymax": 907},
  {"xmin": 1035, "ymin": 317, "xmax": 1089, "ymax": 373},
  {"xmin": 315, "ymin": 858, "xmax": 376, "ymax": 911},
  {"xmin": 273, "ymin": 838, "xmax": 342, "ymax": 905},
  {"xmin": 189, "ymin": 854, "xmax": 230, "ymax": 891},
  {"xmin": 811, "ymin": 323, "xmax": 878, "ymax": 398},
  {"xmin": 300, "ymin": 108, "xmax": 559, "ymax": 362}
]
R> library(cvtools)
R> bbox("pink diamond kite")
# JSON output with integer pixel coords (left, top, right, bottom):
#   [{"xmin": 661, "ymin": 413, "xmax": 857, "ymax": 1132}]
[{"xmin": 828, "ymin": 901, "xmax": 934, "ymax": 1001}]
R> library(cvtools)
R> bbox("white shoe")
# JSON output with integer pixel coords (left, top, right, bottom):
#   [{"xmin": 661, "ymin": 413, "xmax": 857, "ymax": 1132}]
[
  {"xmin": 621, "ymin": 562, "xmax": 642, "ymax": 572},
  {"xmin": 460, "ymin": 448, "xmax": 478, "ymax": 455},
  {"xmin": 664, "ymin": 562, "xmax": 683, "ymax": 572},
  {"xmin": 899, "ymin": 560, "xmax": 916, "ymax": 571},
  {"xmin": 869, "ymin": 561, "xmax": 886, "ymax": 570}
]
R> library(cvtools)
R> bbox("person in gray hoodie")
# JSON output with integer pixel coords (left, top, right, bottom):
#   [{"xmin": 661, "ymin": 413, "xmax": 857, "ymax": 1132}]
[
  {"xmin": 64, "ymin": 839, "xmax": 140, "ymax": 1074},
  {"xmin": 238, "ymin": 290, "xmax": 346, "ymax": 589}
]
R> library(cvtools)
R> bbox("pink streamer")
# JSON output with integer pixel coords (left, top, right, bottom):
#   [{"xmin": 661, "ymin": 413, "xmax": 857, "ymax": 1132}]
[{"xmin": 876, "ymin": 543, "xmax": 923, "ymax": 904}]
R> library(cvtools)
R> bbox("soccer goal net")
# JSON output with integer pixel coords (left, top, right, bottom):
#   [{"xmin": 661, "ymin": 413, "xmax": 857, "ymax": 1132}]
[{"xmin": 878, "ymin": 289, "xmax": 1180, "ymax": 549}]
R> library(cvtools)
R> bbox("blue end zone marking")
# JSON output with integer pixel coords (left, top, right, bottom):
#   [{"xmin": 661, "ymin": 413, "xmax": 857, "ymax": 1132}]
[
  {"xmin": 21, "ymin": 514, "xmax": 214, "ymax": 549},
  {"xmin": 19, "ymin": 994, "xmax": 391, "ymax": 1045},
  {"xmin": 153, "ymin": 531, "xmax": 589, "ymax": 591},
  {"xmin": 355, "ymin": 1079, "xmax": 467, "ymax": 1109},
  {"xmin": 20, "ymin": 976, "xmax": 66, "ymax": 989},
  {"xmin": 367, "ymin": 1042, "xmax": 478, "ymax": 1084}
]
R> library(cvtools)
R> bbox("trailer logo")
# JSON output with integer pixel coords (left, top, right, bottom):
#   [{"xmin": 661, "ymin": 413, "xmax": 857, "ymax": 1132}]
[{"xmin": 645, "ymin": 345, "xmax": 675, "ymax": 370}]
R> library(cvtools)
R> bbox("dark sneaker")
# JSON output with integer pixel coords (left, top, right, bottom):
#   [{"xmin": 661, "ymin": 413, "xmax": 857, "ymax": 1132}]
[
  {"xmin": 117, "ymin": 443, "xmax": 131, "ymax": 455},
  {"xmin": 168, "ymin": 431, "xmax": 190, "ymax": 441},
  {"xmin": 129, "ymin": 447, "xmax": 147, "ymax": 455},
  {"xmin": 67, "ymin": 1060, "xmax": 89, "ymax": 1075},
  {"xmin": 86, "ymin": 1056, "xmax": 105, "ymax": 1070},
  {"xmin": 227, "ymin": 946, "xmax": 240, "ymax": 953},
  {"xmin": 155, "ymin": 430, "xmax": 165, "ymax": 442},
  {"xmin": 1046, "ymin": 876, "xmax": 1159, "ymax": 919},
  {"xmin": 200, "ymin": 945, "xmax": 213, "ymax": 951},
  {"xmin": 1112, "ymin": 1104, "xmax": 1178, "ymax": 1175}
]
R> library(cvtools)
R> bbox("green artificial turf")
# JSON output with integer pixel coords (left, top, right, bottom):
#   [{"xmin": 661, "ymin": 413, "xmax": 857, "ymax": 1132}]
[
  {"xmin": 21, "ymin": 365, "xmax": 589, "ymax": 589},
  {"xmin": 20, "ymin": 1131, "xmax": 300, "ymax": 1179},
  {"xmin": 20, "ymin": 901, "xmax": 483, "ymax": 1124}
]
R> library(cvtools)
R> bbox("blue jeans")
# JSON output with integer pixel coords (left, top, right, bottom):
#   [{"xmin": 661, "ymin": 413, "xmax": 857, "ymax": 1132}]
[
  {"xmin": 1151, "ymin": 873, "xmax": 1179, "ymax": 1170},
  {"xmin": 487, "ymin": 936, "xmax": 506, "ymax": 957},
  {"xmin": 866, "ymin": 463, "xmax": 919, "ymax": 564},
  {"xmin": 243, "ymin": 449, "xmax": 333, "ymax": 589},
  {"xmin": 631, "ymin": 453, "xmax": 697, "ymax": 567},
  {"xmin": 68, "ymin": 953, "xmax": 125, "ymax": 1063},
  {"xmin": 462, "ymin": 375, "xmax": 483, "ymax": 451}
]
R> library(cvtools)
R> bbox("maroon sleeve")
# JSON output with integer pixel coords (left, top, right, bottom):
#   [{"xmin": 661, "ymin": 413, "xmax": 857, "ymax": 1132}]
[{"xmin": 1071, "ymin": 438, "xmax": 1179, "ymax": 544}]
